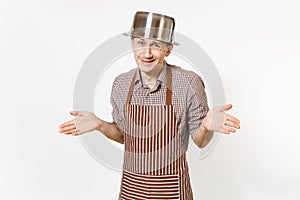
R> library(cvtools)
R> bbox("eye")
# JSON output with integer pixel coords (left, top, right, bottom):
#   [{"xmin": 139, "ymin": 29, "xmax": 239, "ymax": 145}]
[
  {"xmin": 137, "ymin": 41, "xmax": 145, "ymax": 46},
  {"xmin": 152, "ymin": 43, "xmax": 162, "ymax": 49}
]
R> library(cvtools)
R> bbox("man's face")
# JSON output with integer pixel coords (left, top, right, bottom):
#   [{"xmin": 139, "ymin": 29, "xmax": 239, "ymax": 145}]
[{"xmin": 131, "ymin": 37, "xmax": 173, "ymax": 74}]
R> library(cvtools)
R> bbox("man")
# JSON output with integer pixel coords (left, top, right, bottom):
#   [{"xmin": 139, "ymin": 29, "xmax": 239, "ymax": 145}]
[{"xmin": 59, "ymin": 11, "xmax": 240, "ymax": 200}]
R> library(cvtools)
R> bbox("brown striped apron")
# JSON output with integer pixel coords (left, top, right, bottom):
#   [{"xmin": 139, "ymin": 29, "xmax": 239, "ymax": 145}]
[{"xmin": 119, "ymin": 66, "xmax": 193, "ymax": 200}]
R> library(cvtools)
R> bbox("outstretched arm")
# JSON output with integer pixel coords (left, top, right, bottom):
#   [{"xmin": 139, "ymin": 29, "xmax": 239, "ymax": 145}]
[
  {"xmin": 193, "ymin": 104, "xmax": 240, "ymax": 149},
  {"xmin": 58, "ymin": 110, "xmax": 124, "ymax": 144},
  {"xmin": 96, "ymin": 118, "xmax": 124, "ymax": 144}
]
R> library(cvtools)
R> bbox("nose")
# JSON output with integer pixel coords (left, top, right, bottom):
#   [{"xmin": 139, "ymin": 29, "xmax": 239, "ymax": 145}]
[{"xmin": 144, "ymin": 46, "xmax": 152, "ymax": 58}]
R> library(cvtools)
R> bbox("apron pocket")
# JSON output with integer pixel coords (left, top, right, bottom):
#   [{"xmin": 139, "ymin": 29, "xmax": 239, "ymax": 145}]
[{"xmin": 120, "ymin": 169, "xmax": 180, "ymax": 200}]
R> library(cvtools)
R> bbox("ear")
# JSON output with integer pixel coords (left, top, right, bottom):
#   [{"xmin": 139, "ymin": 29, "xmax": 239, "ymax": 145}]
[
  {"xmin": 130, "ymin": 38, "xmax": 134, "ymax": 49},
  {"xmin": 165, "ymin": 44, "xmax": 173, "ymax": 57}
]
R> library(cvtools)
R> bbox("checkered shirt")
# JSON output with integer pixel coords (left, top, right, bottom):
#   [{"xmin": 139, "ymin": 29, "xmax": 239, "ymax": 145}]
[{"xmin": 110, "ymin": 62, "xmax": 209, "ymax": 144}]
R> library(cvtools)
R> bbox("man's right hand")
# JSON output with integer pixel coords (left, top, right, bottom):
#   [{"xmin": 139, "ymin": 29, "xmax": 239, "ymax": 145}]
[{"xmin": 59, "ymin": 110, "xmax": 101, "ymax": 136}]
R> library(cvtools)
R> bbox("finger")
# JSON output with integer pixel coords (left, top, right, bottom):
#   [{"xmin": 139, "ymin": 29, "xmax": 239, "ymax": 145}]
[
  {"xmin": 63, "ymin": 128, "xmax": 79, "ymax": 135},
  {"xmin": 220, "ymin": 104, "xmax": 232, "ymax": 112},
  {"xmin": 215, "ymin": 104, "xmax": 231, "ymax": 112},
  {"xmin": 59, "ymin": 120, "xmax": 76, "ymax": 129},
  {"xmin": 225, "ymin": 114, "xmax": 240, "ymax": 124},
  {"xmin": 70, "ymin": 111, "xmax": 83, "ymax": 116},
  {"xmin": 70, "ymin": 111, "xmax": 78, "ymax": 116},
  {"xmin": 72, "ymin": 128, "xmax": 82, "ymax": 136},
  {"xmin": 220, "ymin": 127, "xmax": 230, "ymax": 134},
  {"xmin": 223, "ymin": 125, "xmax": 237, "ymax": 133},
  {"xmin": 59, "ymin": 124, "xmax": 77, "ymax": 133},
  {"xmin": 72, "ymin": 132, "xmax": 80, "ymax": 136},
  {"xmin": 60, "ymin": 127, "xmax": 76, "ymax": 134},
  {"xmin": 224, "ymin": 120, "xmax": 240, "ymax": 129}
]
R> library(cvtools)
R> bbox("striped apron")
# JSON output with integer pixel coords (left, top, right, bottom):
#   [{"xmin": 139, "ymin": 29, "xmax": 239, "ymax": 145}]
[{"xmin": 119, "ymin": 66, "xmax": 194, "ymax": 200}]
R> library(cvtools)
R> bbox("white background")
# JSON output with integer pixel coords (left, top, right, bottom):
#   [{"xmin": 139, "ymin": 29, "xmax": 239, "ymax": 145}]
[{"xmin": 1, "ymin": 0, "xmax": 300, "ymax": 199}]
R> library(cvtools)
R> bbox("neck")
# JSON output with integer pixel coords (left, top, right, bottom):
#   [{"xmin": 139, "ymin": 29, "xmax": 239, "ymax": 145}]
[{"xmin": 140, "ymin": 63, "xmax": 164, "ymax": 83}]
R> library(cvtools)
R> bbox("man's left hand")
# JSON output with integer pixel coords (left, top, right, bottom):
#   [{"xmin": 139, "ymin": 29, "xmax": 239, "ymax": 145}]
[{"xmin": 202, "ymin": 104, "xmax": 240, "ymax": 134}]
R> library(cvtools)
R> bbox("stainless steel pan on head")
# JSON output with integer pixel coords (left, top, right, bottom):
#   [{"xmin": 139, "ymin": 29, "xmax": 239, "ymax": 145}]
[{"xmin": 123, "ymin": 11, "xmax": 179, "ymax": 45}]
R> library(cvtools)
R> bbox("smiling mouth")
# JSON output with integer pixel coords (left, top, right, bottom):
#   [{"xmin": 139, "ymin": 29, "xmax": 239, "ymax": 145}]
[{"xmin": 141, "ymin": 59, "xmax": 156, "ymax": 64}]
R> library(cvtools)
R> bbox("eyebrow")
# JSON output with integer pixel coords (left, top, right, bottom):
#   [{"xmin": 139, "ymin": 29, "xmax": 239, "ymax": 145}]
[
  {"xmin": 136, "ymin": 38, "xmax": 162, "ymax": 44},
  {"xmin": 134, "ymin": 38, "xmax": 145, "ymax": 41}
]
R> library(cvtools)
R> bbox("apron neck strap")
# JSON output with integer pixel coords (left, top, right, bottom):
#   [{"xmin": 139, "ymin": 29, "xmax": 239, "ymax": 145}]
[
  {"xmin": 126, "ymin": 72, "xmax": 137, "ymax": 106},
  {"xmin": 165, "ymin": 65, "xmax": 172, "ymax": 105}
]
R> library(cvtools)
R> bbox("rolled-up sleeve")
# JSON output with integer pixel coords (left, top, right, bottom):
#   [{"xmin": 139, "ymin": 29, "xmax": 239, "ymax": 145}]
[
  {"xmin": 186, "ymin": 73, "xmax": 209, "ymax": 139},
  {"xmin": 110, "ymin": 77, "xmax": 124, "ymax": 131}
]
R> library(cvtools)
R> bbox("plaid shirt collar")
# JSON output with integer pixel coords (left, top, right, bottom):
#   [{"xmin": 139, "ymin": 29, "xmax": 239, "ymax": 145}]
[{"xmin": 134, "ymin": 61, "xmax": 168, "ymax": 88}]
